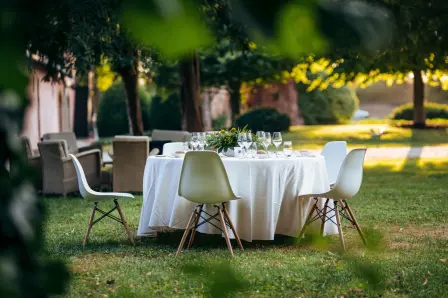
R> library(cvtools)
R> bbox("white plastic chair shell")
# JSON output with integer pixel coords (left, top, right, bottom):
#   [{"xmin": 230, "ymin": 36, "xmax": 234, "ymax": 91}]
[
  {"xmin": 70, "ymin": 154, "xmax": 134, "ymax": 200},
  {"xmin": 163, "ymin": 142, "xmax": 185, "ymax": 156},
  {"xmin": 320, "ymin": 141, "xmax": 347, "ymax": 186},
  {"xmin": 178, "ymin": 151, "xmax": 240, "ymax": 204},
  {"xmin": 299, "ymin": 148, "xmax": 367, "ymax": 200}
]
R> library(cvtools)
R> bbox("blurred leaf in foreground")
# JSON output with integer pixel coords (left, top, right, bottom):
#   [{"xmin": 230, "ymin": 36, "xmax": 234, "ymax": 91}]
[
  {"xmin": 122, "ymin": 0, "xmax": 213, "ymax": 59},
  {"xmin": 183, "ymin": 261, "xmax": 248, "ymax": 297}
]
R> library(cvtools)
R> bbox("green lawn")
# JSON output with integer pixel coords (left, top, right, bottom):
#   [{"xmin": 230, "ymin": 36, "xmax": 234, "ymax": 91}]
[
  {"xmin": 43, "ymin": 157, "xmax": 448, "ymax": 297},
  {"xmin": 285, "ymin": 124, "xmax": 448, "ymax": 149},
  {"xmin": 101, "ymin": 124, "xmax": 448, "ymax": 153}
]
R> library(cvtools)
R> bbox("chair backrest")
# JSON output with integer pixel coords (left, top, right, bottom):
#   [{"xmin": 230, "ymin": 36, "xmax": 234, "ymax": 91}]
[
  {"xmin": 38, "ymin": 140, "xmax": 69, "ymax": 162},
  {"xmin": 152, "ymin": 129, "xmax": 190, "ymax": 142},
  {"xmin": 20, "ymin": 136, "xmax": 33, "ymax": 158},
  {"xmin": 163, "ymin": 142, "xmax": 184, "ymax": 156},
  {"xmin": 69, "ymin": 154, "xmax": 95, "ymax": 199},
  {"xmin": 112, "ymin": 136, "xmax": 149, "ymax": 192},
  {"xmin": 320, "ymin": 141, "xmax": 347, "ymax": 185},
  {"xmin": 331, "ymin": 148, "xmax": 367, "ymax": 200},
  {"xmin": 42, "ymin": 132, "xmax": 78, "ymax": 154},
  {"xmin": 178, "ymin": 151, "xmax": 236, "ymax": 204}
]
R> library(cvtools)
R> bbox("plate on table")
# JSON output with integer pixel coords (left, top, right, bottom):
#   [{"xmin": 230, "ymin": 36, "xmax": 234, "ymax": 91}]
[
  {"xmin": 173, "ymin": 151, "xmax": 186, "ymax": 158},
  {"xmin": 297, "ymin": 150, "xmax": 315, "ymax": 157}
]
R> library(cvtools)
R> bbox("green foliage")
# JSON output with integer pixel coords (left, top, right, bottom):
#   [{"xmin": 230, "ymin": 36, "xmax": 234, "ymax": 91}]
[
  {"xmin": 389, "ymin": 102, "xmax": 448, "ymax": 120},
  {"xmin": 298, "ymin": 83, "xmax": 359, "ymax": 125},
  {"xmin": 206, "ymin": 127, "xmax": 251, "ymax": 153},
  {"xmin": 97, "ymin": 82, "xmax": 151, "ymax": 137},
  {"xmin": 148, "ymin": 93, "xmax": 182, "ymax": 130},
  {"xmin": 212, "ymin": 114, "xmax": 228, "ymax": 130},
  {"xmin": 236, "ymin": 107, "xmax": 290, "ymax": 132}
]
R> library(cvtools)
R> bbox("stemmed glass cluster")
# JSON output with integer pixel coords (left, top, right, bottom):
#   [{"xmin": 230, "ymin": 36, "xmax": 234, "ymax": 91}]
[
  {"xmin": 189, "ymin": 132, "xmax": 207, "ymax": 151},
  {"xmin": 237, "ymin": 132, "xmax": 254, "ymax": 157},
  {"xmin": 256, "ymin": 131, "xmax": 283, "ymax": 156}
]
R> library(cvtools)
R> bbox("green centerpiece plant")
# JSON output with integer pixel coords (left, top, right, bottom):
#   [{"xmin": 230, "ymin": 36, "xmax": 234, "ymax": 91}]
[{"xmin": 206, "ymin": 126, "xmax": 260, "ymax": 155}]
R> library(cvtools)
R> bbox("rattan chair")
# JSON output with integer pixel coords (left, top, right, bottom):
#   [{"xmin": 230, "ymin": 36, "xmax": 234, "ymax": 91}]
[
  {"xmin": 38, "ymin": 140, "xmax": 101, "ymax": 196},
  {"xmin": 112, "ymin": 136, "xmax": 149, "ymax": 192},
  {"xmin": 20, "ymin": 136, "xmax": 42, "ymax": 190}
]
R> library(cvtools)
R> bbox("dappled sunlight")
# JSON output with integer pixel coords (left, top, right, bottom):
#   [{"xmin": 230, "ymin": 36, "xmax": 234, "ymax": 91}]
[
  {"xmin": 286, "ymin": 124, "xmax": 448, "ymax": 149},
  {"xmin": 364, "ymin": 157, "xmax": 448, "ymax": 173}
]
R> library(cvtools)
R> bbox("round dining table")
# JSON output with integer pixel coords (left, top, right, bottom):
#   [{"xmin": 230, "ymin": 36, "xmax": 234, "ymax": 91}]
[{"xmin": 137, "ymin": 154, "xmax": 338, "ymax": 242}]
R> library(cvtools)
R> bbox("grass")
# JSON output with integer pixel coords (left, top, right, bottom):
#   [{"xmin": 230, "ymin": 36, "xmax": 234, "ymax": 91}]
[
  {"xmin": 284, "ymin": 124, "xmax": 448, "ymax": 149},
  {"xmin": 43, "ymin": 157, "xmax": 448, "ymax": 297},
  {"xmin": 99, "ymin": 123, "xmax": 448, "ymax": 153}
]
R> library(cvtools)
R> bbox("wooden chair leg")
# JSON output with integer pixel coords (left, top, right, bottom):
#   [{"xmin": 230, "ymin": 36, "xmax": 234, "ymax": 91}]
[
  {"xmin": 342, "ymin": 200, "xmax": 367, "ymax": 245},
  {"xmin": 297, "ymin": 199, "xmax": 319, "ymax": 241},
  {"xmin": 176, "ymin": 208, "xmax": 197, "ymax": 256},
  {"xmin": 223, "ymin": 205, "xmax": 244, "ymax": 250},
  {"xmin": 218, "ymin": 207, "xmax": 234, "ymax": 257},
  {"xmin": 188, "ymin": 204, "xmax": 203, "ymax": 248},
  {"xmin": 83, "ymin": 202, "xmax": 97, "ymax": 247},
  {"xmin": 320, "ymin": 198, "xmax": 329, "ymax": 236},
  {"xmin": 334, "ymin": 201, "xmax": 346, "ymax": 251},
  {"xmin": 115, "ymin": 200, "xmax": 135, "ymax": 246}
]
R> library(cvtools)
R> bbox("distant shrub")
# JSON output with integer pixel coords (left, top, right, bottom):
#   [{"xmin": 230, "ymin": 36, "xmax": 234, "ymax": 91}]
[
  {"xmin": 298, "ymin": 83, "xmax": 359, "ymax": 125},
  {"xmin": 236, "ymin": 107, "xmax": 290, "ymax": 132},
  {"xmin": 212, "ymin": 114, "xmax": 228, "ymax": 130},
  {"xmin": 97, "ymin": 82, "xmax": 151, "ymax": 137},
  {"xmin": 149, "ymin": 92, "xmax": 182, "ymax": 130},
  {"xmin": 389, "ymin": 102, "xmax": 448, "ymax": 120}
]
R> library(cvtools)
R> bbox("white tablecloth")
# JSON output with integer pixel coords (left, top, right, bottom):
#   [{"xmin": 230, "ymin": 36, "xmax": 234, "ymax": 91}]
[{"xmin": 137, "ymin": 155, "xmax": 337, "ymax": 241}]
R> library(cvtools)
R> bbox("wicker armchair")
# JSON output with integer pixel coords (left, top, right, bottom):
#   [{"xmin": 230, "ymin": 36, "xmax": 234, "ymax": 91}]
[
  {"xmin": 151, "ymin": 129, "xmax": 190, "ymax": 142},
  {"xmin": 42, "ymin": 132, "xmax": 103, "ymax": 156},
  {"xmin": 38, "ymin": 140, "xmax": 101, "ymax": 196},
  {"xmin": 112, "ymin": 136, "xmax": 150, "ymax": 192},
  {"xmin": 20, "ymin": 136, "xmax": 42, "ymax": 190}
]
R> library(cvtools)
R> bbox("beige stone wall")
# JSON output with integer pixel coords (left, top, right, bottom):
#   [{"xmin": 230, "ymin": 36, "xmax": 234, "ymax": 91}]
[{"xmin": 22, "ymin": 66, "xmax": 75, "ymax": 150}]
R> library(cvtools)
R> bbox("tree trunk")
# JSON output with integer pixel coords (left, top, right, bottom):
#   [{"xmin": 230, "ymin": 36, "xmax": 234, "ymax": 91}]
[
  {"xmin": 229, "ymin": 80, "xmax": 242, "ymax": 123},
  {"xmin": 179, "ymin": 54, "xmax": 203, "ymax": 132},
  {"xmin": 118, "ymin": 65, "xmax": 144, "ymax": 136},
  {"xmin": 202, "ymin": 88, "xmax": 212, "ymax": 131},
  {"xmin": 413, "ymin": 69, "xmax": 426, "ymax": 128},
  {"xmin": 74, "ymin": 85, "xmax": 89, "ymax": 138}
]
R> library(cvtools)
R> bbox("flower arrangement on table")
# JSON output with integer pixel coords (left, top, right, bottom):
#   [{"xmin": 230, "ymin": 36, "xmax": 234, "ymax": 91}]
[{"xmin": 206, "ymin": 127, "xmax": 259, "ymax": 155}]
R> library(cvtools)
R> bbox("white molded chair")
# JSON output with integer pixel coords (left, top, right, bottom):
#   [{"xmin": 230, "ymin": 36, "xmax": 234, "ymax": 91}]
[
  {"xmin": 163, "ymin": 142, "xmax": 184, "ymax": 156},
  {"xmin": 297, "ymin": 149, "xmax": 367, "ymax": 251},
  {"xmin": 176, "ymin": 151, "xmax": 243, "ymax": 256},
  {"xmin": 321, "ymin": 141, "xmax": 347, "ymax": 186},
  {"xmin": 70, "ymin": 154, "xmax": 135, "ymax": 246}
]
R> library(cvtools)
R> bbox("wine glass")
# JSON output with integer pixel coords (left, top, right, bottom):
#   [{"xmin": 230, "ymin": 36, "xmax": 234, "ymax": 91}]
[
  {"xmin": 248, "ymin": 142, "xmax": 257, "ymax": 158},
  {"xmin": 256, "ymin": 131, "xmax": 265, "ymax": 149},
  {"xmin": 246, "ymin": 132, "xmax": 253, "ymax": 150},
  {"xmin": 283, "ymin": 141, "xmax": 293, "ymax": 157},
  {"xmin": 190, "ymin": 132, "xmax": 199, "ymax": 151},
  {"xmin": 198, "ymin": 132, "xmax": 206, "ymax": 151},
  {"xmin": 272, "ymin": 132, "xmax": 282, "ymax": 157},
  {"xmin": 267, "ymin": 143, "xmax": 276, "ymax": 158},
  {"xmin": 183, "ymin": 141, "xmax": 190, "ymax": 152},
  {"xmin": 263, "ymin": 132, "xmax": 272, "ymax": 151},
  {"xmin": 238, "ymin": 132, "xmax": 247, "ymax": 157}
]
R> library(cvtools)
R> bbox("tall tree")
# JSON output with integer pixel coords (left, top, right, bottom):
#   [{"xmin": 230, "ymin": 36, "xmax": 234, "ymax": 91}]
[
  {"xmin": 297, "ymin": 0, "xmax": 448, "ymax": 128},
  {"xmin": 28, "ymin": 0, "xmax": 156, "ymax": 135}
]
